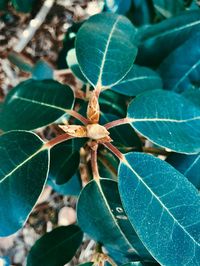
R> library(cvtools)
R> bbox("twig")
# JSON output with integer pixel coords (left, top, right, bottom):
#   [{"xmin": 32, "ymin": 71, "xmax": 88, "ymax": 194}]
[
  {"xmin": 44, "ymin": 133, "xmax": 74, "ymax": 148},
  {"xmin": 67, "ymin": 110, "xmax": 88, "ymax": 125},
  {"xmin": 103, "ymin": 142, "xmax": 124, "ymax": 161},
  {"xmin": 104, "ymin": 117, "xmax": 129, "ymax": 130},
  {"xmin": 90, "ymin": 143, "xmax": 100, "ymax": 181},
  {"xmin": 14, "ymin": 0, "xmax": 55, "ymax": 53}
]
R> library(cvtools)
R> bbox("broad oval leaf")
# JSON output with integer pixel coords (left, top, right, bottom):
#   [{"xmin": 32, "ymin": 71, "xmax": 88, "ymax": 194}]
[
  {"xmin": 137, "ymin": 10, "xmax": 200, "ymax": 67},
  {"xmin": 76, "ymin": 13, "xmax": 138, "ymax": 88},
  {"xmin": 27, "ymin": 225, "xmax": 83, "ymax": 266},
  {"xmin": 182, "ymin": 88, "xmax": 200, "ymax": 107},
  {"xmin": 66, "ymin": 49, "xmax": 87, "ymax": 83},
  {"xmin": 49, "ymin": 138, "xmax": 85, "ymax": 185},
  {"xmin": 77, "ymin": 178, "xmax": 152, "ymax": 262},
  {"xmin": 127, "ymin": 89, "xmax": 200, "ymax": 154},
  {"xmin": 100, "ymin": 113, "xmax": 142, "ymax": 152},
  {"xmin": 122, "ymin": 262, "xmax": 159, "ymax": 266},
  {"xmin": 31, "ymin": 60, "xmax": 53, "ymax": 80},
  {"xmin": 111, "ymin": 65, "xmax": 162, "ymax": 96},
  {"xmin": 0, "ymin": 79, "xmax": 74, "ymax": 131},
  {"xmin": 159, "ymin": 32, "xmax": 200, "ymax": 93},
  {"xmin": 119, "ymin": 152, "xmax": 200, "ymax": 266},
  {"xmin": 48, "ymin": 173, "xmax": 82, "ymax": 196},
  {"xmin": 0, "ymin": 131, "xmax": 49, "ymax": 236},
  {"xmin": 166, "ymin": 153, "xmax": 200, "ymax": 189},
  {"xmin": 11, "ymin": 0, "xmax": 36, "ymax": 12},
  {"xmin": 153, "ymin": 0, "xmax": 185, "ymax": 18}
]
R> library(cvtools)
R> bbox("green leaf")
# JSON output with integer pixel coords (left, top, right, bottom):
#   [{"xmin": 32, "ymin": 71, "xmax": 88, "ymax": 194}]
[
  {"xmin": 78, "ymin": 263, "xmax": 94, "ymax": 266},
  {"xmin": 100, "ymin": 114, "xmax": 142, "ymax": 152},
  {"xmin": 137, "ymin": 10, "xmax": 200, "ymax": 66},
  {"xmin": 57, "ymin": 22, "xmax": 83, "ymax": 69},
  {"xmin": 122, "ymin": 262, "xmax": 159, "ymax": 266},
  {"xmin": 66, "ymin": 49, "xmax": 87, "ymax": 83},
  {"xmin": 100, "ymin": 90, "xmax": 129, "ymax": 118},
  {"xmin": 98, "ymin": 148, "xmax": 119, "ymax": 181},
  {"xmin": 0, "ymin": 0, "xmax": 9, "ymax": 10},
  {"xmin": 32, "ymin": 60, "xmax": 53, "ymax": 80},
  {"xmin": 182, "ymin": 88, "xmax": 200, "ymax": 108},
  {"xmin": 49, "ymin": 138, "xmax": 86, "ymax": 185},
  {"xmin": 110, "ymin": 65, "xmax": 162, "ymax": 96},
  {"xmin": 166, "ymin": 153, "xmax": 200, "ymax": 189},
  {"xmin": 153, "ymin": 0, "xmax": 185, "ymax": 17},
  {"xmin": 48, "ymin": 173, "xmax": 82, "ymax": 196},
  {"xmin": 0, "ymin": 79, "xmax": 74, "ymax": 131},
  {"xmin": 159, "ymin": 32, "xmax": 200, "ymax": 93},
  {"xmin": 0, "ymin": 131, "xmax": 49, "ymax": 236},
  {"xmin": 77, "ymin": 178, "xmax": 152, "ymax": 262},
  {"xmin": 119, "ymin": 152, "xmax": 200, "ymax": 266},
  {"xmin": 11, "ymin": 0, "xmax": 36, "ymax": 12},
  {"xmin": 27, "ymin": 225, "xmax": 83, "ymax": 266},
  {"xmin": 127, "ymin": 89, "xmax": 200, "ymax": 154},
  {"xmin": 76, "ymin": 13, "xmax": 137, "ymax": 88}
]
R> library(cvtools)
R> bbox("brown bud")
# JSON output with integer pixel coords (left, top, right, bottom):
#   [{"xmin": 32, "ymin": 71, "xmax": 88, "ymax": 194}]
[
  {"xmin": 86, "ymin": 124, "xmax": 109, "ymax": 140},
  {"xmin": 87, "ymin": 91, "xmax": 100, "ymax": 123},
  {"xmin": 59, "ymin": 125, "xmax": 87, "ymax": 138}
]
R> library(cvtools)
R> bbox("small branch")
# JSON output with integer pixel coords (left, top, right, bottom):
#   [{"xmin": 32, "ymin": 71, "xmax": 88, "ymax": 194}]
[
  {"xmin": 90, "ymin": 143, "xmax": 100, "ymax": 181},
  {"xmin": 103, "ymin": 142, "xmax": 124, "ymax": 161},
  {"xmin": 67, "ymin": 110, "xmax": 88, "ymax": 125},
  {"xmin": 44, "ymin": 133, "xmax": 74, "ymax": 149},
  {"xmin": 104, "ymin": 117, "xmax": 129, "ymax": 130},
  {"xmin": 14, "ymin": 0, "xmax": 55, "ymax": 53}
]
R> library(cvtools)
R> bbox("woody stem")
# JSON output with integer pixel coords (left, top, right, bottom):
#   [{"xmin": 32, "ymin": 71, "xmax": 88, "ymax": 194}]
[
  {"xmin": 90, "ymin": 143, "xmax": 100, "ymax": 181},
  {"xmin": 104, "ymin": 117, "xmax": 130, "ymax": 130},
  {"xmin": 67, "ymin": 110, "xmax": 88, "ymax": 125},
  {"xmin": 44, "ymin": 133, "xmax": 74, "ymax": 148},
  {"xmin": 103, "ymin": 142, "xmax": 124, "ymax": 161}
]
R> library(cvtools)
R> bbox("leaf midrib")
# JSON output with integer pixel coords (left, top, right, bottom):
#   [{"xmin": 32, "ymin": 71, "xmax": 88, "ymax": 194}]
[
  {"xmin": 142, "ymin": 19, "xmax": 200, "ymax": 42},
  {"xmin": 0, "ymin": 145, "xmax": 45, "ymax": 184},
  {"xmin": 11, "ymin": 95, "xmax": 68, "ymax": 113},
  {"xmin": 124, "ymin": 159, "xmax": 200, "ymax": 247}
]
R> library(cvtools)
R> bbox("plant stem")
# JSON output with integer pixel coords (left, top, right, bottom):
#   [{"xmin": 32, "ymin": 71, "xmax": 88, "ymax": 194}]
[
  {"xmin": 90, "ymin": 143, "xmax": 100, "ymax": 181},
  {"xmin": 67, "ymin": 110, "xmax": 88, "ymax": 125},
  {"xmin": 44, "ymin": 133, "xmax": 73, "ymax": 148},
  {"xmin": 104, "ymin": 117, "xmax": 129, "ymax": 129},
  {"xmin": 103, "ymin": 142, "xmax": 124, "ymax": 161}
]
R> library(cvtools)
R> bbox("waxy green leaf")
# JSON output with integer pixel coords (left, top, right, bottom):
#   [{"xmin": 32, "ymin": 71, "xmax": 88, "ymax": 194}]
[
  {"xmin": 137, "ymin": 10, "xmax": 200, "ymax": 66},
  {"xmin": 11, "ymin": 0, "xmax": 36, "ymax": 12},
  {"xmin": 127, "ymin": 90, "xmax": 200, "ymax": 154},
  {"xmin": 77, "ymin": 178, "xmax": 152, "ymax": 262},
  {"xmin": 153, "ymin": 0, "xmax": 185, "ymax": 17},
  {"xmin": 76, "ymin": 13, "xmax": 137, "ymax": 88},
  {"xmin": 166, "ymin": 153, "xmax": 200, "ymax": 189},
  {"xmin": 0, "ymin": 131, "xmax": 49, "ymax": 236},
  {"xmin": 111, "ymin": 65, "xmax": 162, "ymax": 96},
  {"xmin": 182, "ymin": 89, "xmax": 200, "ymax": 108},
  {"xmin": 159, "ymin": 32, "xmax": 200, "ymax": 93},
  {"xmin": 66, "ymin": 49, "xmax": 87, "ymax": 83},
  {"xmin": 27, "ymin": 225, "xmax": 83, "ymax": 266},
  {"xmin": 0, "ymin": 79, "xmax": 74, "ymax": 131},
  {"xmin": 49, "ymin": 138, "xmax": 85, "ymax": 185},
  {"xmin": 119, "ymin": 152, "xmax": 200, "ymax": 266},
  {"xmin": 48, "ymin": 173, "xmax": 82, "ymax": 196},
  {"xmin": 32, "ymin": 60, "xmax": 53, "ymax": 80}
]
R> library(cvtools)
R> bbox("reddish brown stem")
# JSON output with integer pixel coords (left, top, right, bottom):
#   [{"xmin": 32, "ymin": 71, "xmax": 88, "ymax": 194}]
[
  {"xmin": 90, "ymin": 143, "xmax": 100, "ymax": 181},
  {"xmin": 67, "ymin": 110, "xmax": 88, "ymax": 125},
  {"xmin": 103, "ymin": 142, "xmax": 124, "ymax": 161},
  {"xmin": 44, "ymin": 133, "xmax": 74, "ymax": 149},
  {"xmin": 104, "ymin": 117, "xmax": 129, "ymax": 130}
]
